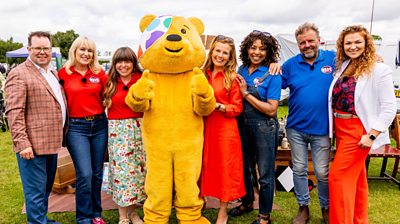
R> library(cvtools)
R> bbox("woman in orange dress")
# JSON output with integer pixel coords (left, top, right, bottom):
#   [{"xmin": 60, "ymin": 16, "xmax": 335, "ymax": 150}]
[{"xmin": 200, "ymin": 35, "xmax": 245, "ymax": 224}]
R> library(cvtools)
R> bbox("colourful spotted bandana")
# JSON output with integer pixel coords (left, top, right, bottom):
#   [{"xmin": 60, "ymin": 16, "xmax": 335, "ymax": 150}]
[{"xmin": 138, "ymin": 15, "xmax": 172, "ymax": 58}]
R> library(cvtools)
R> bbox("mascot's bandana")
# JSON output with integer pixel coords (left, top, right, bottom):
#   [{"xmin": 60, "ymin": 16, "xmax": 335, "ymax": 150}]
[{"xmin": 138, "ymin": 15, "xmax": 172, "ymax": 58}]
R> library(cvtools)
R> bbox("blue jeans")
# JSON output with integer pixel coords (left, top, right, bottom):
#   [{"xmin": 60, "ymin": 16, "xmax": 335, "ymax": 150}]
[
  {"xmin": 239, "ymin": 117, "xmax": 277, "ymax": 215},
  {"xmin": 17, "ymin": 154, "xmax": 57, "ymax": 224},
  {"xmin": 286, "ymin": 128, "xmax": 330, "ymax": 208},
  {"xmin": 67, "ymin": 116, "xmax": 108, "ymax": 224}
]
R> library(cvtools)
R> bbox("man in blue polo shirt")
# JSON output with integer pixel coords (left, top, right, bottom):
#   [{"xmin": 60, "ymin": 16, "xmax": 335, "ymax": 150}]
[{"xmin": 281, "ymin": 22, "xmax": 335, "ymax": 224}]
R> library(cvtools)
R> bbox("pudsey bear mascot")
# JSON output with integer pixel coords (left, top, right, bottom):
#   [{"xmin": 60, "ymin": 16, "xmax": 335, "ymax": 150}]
[{"xmin": 125, "ymin": 14, "xmax": 216, "ymax": 224}]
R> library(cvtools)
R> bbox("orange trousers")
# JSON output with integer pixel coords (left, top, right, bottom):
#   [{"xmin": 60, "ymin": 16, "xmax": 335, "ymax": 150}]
[{"xmin": 329, "ymin": 114, "xmax": 369, "ymax": 224}]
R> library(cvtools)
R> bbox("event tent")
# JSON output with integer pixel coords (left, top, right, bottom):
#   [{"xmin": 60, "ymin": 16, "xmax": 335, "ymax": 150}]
[{"xmin": 6, "ymin": 46, "xmax": 62, "ymax": 70}]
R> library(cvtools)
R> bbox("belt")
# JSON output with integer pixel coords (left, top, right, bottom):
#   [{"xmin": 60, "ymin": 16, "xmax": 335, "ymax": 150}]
[
  {"xmin": 333, "ymin": 112, "xmax": 358, "ymax": 119},
  {"xmin": 70, "ymin": 114, "xmax": 104, "ymax": 121}
]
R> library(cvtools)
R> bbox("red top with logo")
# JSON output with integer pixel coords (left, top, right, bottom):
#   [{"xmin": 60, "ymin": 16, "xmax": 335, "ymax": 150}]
[
  {"xmin": 58, "ymin": 66, "xmax": 107, "ymax": 117},
  {"xmin": 107, "ymin": 73, "xmax": 143, "ymax": 120}
]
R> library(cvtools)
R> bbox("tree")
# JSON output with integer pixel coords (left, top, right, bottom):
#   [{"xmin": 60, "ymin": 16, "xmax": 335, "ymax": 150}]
[
  {"xmin": 372, "ymin": 34, "xmax": 382, "ymax": 41},
  {"xmin": 0, "ymin": 37, "xmax": 23, "ymax": 63},
  {"xmin": 52, "ymin": 30, "xmax": 79, "ymax": 59}
]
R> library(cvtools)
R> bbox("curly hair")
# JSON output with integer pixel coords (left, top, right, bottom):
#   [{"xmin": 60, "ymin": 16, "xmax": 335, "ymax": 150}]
[
  {"xmin": 239, "ymin": 31, "xmax": 280, "ymax": 68},
  {"xmin": 335, "ymin": 25, "xmax": 376, "ymax": 79},
  {"xmin": 202, "ymin": 35, "xmax": 237, "ymax": 91},
  {"xmin": 104, "ymin": 47, "xmax": 141, "ymax": 108}
]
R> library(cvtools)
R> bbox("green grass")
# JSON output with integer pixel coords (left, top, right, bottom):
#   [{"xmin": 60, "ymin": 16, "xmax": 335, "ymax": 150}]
[{"xmin": 1, "ymin": 124, "xmax": 400, "ymax": 223}]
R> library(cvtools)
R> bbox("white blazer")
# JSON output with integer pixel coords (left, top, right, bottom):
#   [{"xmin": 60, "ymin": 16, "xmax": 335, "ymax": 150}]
[{"xmin": 328, "ymin": 60, "xmax": 397, "ymax": 150}]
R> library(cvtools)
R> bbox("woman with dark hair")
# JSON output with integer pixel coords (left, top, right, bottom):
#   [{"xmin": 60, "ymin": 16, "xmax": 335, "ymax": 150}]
[
  {"xmin": 200, "ymin": 35, "xmax": 244, "ymax": 224},
  {"xmin": 328, "ymin": 25, "xmax": 396, "ymax": 223},
  {"xmin": 104, "ymin": 47, "xmax": 146, "ymax": 224},
  {"xmin": 229, "ymin": 30, "xmax": 281, "ymax": 224},
  {"xmin": 58, "ymin": 36, "xmax": 108, "ymax": 224}
]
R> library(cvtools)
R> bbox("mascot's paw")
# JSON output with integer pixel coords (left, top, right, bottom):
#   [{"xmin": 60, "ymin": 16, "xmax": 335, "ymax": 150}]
[
  {"xmin": 179, "ymin": 216, "xmax": 210, "ymax": 224},
  {"xmin": 191, "ymin": 67, "xmax": 210, "ymax": 97},
  {"xmin": 131, "ymin": 70, "xmax": 155, "ymax": 100}
]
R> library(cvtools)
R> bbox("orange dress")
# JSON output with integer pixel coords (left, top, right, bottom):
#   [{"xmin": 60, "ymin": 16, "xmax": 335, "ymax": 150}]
[{"xmin": 200, "ymin": 71, "xmax": 245, "ymax": 202}]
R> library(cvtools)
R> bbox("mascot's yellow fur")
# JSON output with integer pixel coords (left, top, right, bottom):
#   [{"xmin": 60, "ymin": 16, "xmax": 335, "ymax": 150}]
[{"xmin": 125, "ymin": 14, "xmax": 215, "ymax": 224}]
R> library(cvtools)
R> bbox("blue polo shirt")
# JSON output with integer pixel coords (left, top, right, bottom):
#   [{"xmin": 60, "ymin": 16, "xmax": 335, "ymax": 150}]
[
  {"xmin": 282, "ymin": 49, "xmax": 336, "ymax": 135},
  {"xmin": 239, "ymin": 65, "xmax": 281, "ymax": 102}
]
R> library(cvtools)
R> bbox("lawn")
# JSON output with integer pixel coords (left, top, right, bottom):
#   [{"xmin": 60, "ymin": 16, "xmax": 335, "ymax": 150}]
[{"xmin": 1, "ymin": 108, "xmax": 400, "ymax": 223}]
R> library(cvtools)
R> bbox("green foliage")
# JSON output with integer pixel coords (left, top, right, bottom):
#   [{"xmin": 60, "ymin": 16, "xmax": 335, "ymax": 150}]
[
  {"xmin": 52, "ymin": 30, "xmax": 79, "ymax": 59},
  {"xmin": 0, "ymin": 37, "xmax": 23, "ymax": 64},
  {"xmin": 372, "ymin": 34, "xmax": 382, "ymax": 41}
]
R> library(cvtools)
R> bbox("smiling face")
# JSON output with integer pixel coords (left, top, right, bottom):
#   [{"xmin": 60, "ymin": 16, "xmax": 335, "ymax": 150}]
[
  {"xmin": 138, "ymin": 15, "xmax": 206, "ymax": 73},
  {"xmin": 28, "ymin": 36, "xmax": 52, "ymax": 69},
  {"xmin": 343, "ymin": 32, "xmax": 366, "ymax": 60},
  {"xmin": 116, "ymin": 60, "xmax": 133, "ymax": 79},
  {"xmin": 75, "ymin": 43, "xmax": 94, "ymax": 67},
  {"xmin": 248, "ymin": 39, "xmax": 267, "ymax": 66},
  {"xmin": 211, "ymin": 42, "xmax": 231, "ymax": 70},
  {"xmin": 296, "ymin": 29, "xmax": 320, "ymax": 62}
]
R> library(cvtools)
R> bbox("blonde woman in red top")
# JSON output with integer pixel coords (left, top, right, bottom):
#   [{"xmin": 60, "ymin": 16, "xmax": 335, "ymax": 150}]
[
  {"xmin": 58, "ymin": 36, "xmax": 108, "ymax": 224},
  {"xmin": 104, "ymin": 47, "xmax": 146, "ymax": 224},
  {"xmin": 200, "ymin": 35, "xmax": 245, "ymax": 224}
]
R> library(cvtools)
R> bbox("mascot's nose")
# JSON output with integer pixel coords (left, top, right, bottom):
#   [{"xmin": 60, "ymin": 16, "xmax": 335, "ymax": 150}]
[{"xmin": 167, "ymin": 34, "xmax": 182, "ymax": 41}]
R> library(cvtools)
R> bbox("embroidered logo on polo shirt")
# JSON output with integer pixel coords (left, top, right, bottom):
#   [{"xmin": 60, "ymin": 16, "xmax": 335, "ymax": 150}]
[
  {"xmin": 89, "ymin": 76, "xmax": 100, "ymax": 83},
  {"xmin": 321, "ymin": 65, "xmax": 333, "ymax": 74}
]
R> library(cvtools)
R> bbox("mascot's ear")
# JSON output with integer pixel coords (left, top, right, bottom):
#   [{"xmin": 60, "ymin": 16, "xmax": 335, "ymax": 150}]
[
  {"xmin": 140, "ymin": 14, "xmax": 157, "ymax": 32},
  {"xmin": 188, "ymin": 17, "xmax": 204, "ymax": 35}
]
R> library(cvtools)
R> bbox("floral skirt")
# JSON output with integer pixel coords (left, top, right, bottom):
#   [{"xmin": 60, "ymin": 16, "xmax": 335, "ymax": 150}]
[{"xmin": 107, "ymin": 118, "xmax": 146, "ymax": 207}]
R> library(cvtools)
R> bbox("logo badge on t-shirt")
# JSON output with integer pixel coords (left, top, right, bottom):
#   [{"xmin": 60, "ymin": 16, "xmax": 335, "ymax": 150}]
[
  {"xmin": 321, "ymin": 65, "xmax": 333, "ymax": 74},
  {"xmin": 89, "ymin": 76, "xmax": 100, "ymax": 83}
]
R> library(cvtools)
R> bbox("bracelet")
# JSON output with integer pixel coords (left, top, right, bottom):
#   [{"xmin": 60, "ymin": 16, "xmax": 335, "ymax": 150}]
[{"xmin": 243, "ymin": 91, "xmax": 250, "ymax": 98}]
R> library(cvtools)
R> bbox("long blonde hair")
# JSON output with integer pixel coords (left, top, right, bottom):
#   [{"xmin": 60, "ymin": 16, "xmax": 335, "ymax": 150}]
[
  {"xmin": 203, "ymin": 35, "xmax": 237, "ymax": 91},
  {"xmin": 64, "ymin": 36, "xmax": 102, "ymax": 75},
  {"xmin": 335, "ymin": 25, "xmax": 376, "ymax": 79},
  {"xmin": 104, "ymin": 47, "xmax": 141, "ymax": 108}
]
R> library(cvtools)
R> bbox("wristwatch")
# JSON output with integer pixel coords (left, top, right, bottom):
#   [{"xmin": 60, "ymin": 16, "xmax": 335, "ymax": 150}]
[{"xmin": 369, "ymin": 134, "xmax": 376, "ymax": 141}]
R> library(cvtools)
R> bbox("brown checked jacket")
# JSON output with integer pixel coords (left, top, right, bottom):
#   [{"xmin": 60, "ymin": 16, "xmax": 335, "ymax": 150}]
[{"xmin": 5, "ymin": 59, "xmax": 67, "ymax": 155}]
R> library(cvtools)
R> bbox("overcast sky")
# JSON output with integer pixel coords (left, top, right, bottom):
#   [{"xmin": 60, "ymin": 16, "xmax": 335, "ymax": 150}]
[{"xmin": 1, "ymin": 0, "xmax": 399, "ymax": 53}]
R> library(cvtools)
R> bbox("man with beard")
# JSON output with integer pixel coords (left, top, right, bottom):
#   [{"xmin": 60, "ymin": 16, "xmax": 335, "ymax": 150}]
[{"xmin": 281, "ymin": 23, "xmax": 335, "ymax": 224}]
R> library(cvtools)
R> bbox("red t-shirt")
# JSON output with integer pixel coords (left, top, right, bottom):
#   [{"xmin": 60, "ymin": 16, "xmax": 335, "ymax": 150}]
[
  {"xmin": 107, "ymin": 73, "xmax": 143, "ymax": 120},
  {"xmin": 58, "ymin": 66, "xmax": 107, "ymax": 117}
]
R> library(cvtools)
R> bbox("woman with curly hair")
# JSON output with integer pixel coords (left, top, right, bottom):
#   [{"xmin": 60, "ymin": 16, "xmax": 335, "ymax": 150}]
[
  {"xmin": 229, "ymin": 30, "xmax": 281, "ymax": 224},
  {"xmin": 200, "ymin": 35, "xmax": 245, "ymax": 224},
  {"xmin": 104, "ymin": 47, "xmax": 146, "ymax": 224},
  {"xmin": 328, "ymin": 25, "xmax": 396, "ymax": 223}
]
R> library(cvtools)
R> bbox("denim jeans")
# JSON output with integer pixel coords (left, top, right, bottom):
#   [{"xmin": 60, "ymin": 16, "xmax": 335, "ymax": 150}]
[
  {"xmin": 17, "ymin": 154, "xmax": 57, "ymax": 224},
  {"xmin": 239, "ymin": 117, "xmax": 277, "ymax": 215},
  {"xmin": 67, "ymin": 115, "xmax": 108, "ymax": 224},
  {"xmin": 286, "ymin": 128, "xmax": 330, "ymax": 208}
]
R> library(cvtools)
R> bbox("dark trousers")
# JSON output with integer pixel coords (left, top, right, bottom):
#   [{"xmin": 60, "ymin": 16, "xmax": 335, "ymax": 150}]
[
  {"xmin": 67, "ymin": 116, "xmax": 108, "ymax": 224},
  {"xmin": 17, "ymin": 154, "xmax": 58, "ymax": 224}
]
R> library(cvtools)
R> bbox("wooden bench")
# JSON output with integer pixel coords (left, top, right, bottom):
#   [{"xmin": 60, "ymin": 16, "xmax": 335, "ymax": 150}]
[
  {"xmin": 367, "ymin": 145, "xmax": 400, "ymax": 190},
  {"xmin": 366, "ymin": 114, "xmax": 400, "ymax": 190}
]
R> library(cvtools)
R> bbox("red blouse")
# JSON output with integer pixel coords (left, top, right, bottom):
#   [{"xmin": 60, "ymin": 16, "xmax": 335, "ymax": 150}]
[
  {"xmin": 107, "ymin": 73, "xmax": 143, "ymax": 120},
  {"xmin": 58, "ymin": 66, "xmax": 108, "ymax": 117},
  {"xmin": 332, "ymin": 76, "xmax": 357, "ymax": 115}
]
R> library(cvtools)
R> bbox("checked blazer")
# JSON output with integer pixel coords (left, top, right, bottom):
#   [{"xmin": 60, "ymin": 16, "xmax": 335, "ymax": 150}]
[{"xmin": 5, "ymin": 59, "xmax": 67, "ymax": 155}]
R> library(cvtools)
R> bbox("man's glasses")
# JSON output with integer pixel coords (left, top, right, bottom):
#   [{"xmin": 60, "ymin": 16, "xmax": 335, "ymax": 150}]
[
  {"xmin": 30, "ymin": 47, "xmax": 52, "ymax": 53},
  {"xmin": 215, "ymin": 35, "xmax": 234, "ymax": 43},
  {"xmin": 252, "ymin": 30, "xmax": 272, "ymax": 37}
]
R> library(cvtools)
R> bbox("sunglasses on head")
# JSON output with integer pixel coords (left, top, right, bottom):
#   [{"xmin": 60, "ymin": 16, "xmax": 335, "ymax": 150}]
[
  {"xmin": 215, "ymin": 35, "xmax": 234, "ymax": 43},
  {"xmin": 252, "ymin": 30, "xmax": 272, "ymax": 37}
]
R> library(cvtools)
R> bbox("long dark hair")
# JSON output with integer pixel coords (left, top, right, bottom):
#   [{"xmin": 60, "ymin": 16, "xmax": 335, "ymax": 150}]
[
  {"xmin": 239, "ymin": 31, "xmax": 280, "ymax": 68},
  {"xmin": 104, "ymin": 47, "xmax": 141, "ymax": 108}
]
